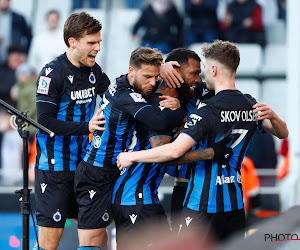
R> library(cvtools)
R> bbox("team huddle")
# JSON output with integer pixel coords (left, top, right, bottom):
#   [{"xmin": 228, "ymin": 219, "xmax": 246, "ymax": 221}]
[{"xmin": 33, "ymin": 12, "xmax": 288, "ymax": 250}]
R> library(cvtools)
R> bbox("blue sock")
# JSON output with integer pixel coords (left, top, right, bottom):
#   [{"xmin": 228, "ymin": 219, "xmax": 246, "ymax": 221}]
[
  {"xmin": 32, "ymin": 246, "xmax": 46, "ymax": 250},
  {"xmin": 78, "ymin": 247, "xmax": 101, "ymax": 250}
]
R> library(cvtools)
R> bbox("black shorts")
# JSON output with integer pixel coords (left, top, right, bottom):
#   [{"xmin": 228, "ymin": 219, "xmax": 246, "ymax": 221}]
[
  {"xmin": 180, "ymin": 207, "xmax": 245, "ymax": 241},
  {"xmin": 112, "ymin": 204, "xmax": 170, "ymax": 249},
  {"xmin": 34, "ymin": 168, "xmax": 78, "ymax": 228},
  {"xmin": 75, "ymin": 161, "xmax": 120, "ymax": 229},
  {"xmin": 171, "ymin": 183, "xmax": 188, "ymax": 232}
]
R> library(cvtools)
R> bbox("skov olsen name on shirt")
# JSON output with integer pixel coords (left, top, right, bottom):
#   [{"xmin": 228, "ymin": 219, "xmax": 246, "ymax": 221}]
[
  {"xmin": 70, "ymin": 87, "xmax": 96, "ymax": 103},
  {"xmin": 220, "ymin": 110, "xmax": 256, "ymax": 123}
]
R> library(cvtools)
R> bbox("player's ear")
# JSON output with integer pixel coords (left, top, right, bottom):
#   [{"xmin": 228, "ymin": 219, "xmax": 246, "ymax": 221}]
[
  {"xmin": 212, "ymin": 65, "xmax": 217, "ymax": 76},
  {"xmin": 128, "ymin": 66, "xmax": 135, "ymax": 78},
  {"xmin": 68, "ymin": 37, "xmax": 76, "ymax": 48}
]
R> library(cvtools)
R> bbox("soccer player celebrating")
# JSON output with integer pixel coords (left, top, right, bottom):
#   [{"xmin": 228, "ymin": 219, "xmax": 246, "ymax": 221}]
[
  {"xmin": 74, "ymin": 47, "xmax": 186, "ymax": 249},
  {"xmin": 117, "ymin": 40, "xmax": 288, "ymax": 241},
  {"xmin": 33, "ymin": 12, "xmax": 109, "ymax": 250},
  {"xmin": 111, "ymin": 48, "xmax": 233, "ymax": 249}
]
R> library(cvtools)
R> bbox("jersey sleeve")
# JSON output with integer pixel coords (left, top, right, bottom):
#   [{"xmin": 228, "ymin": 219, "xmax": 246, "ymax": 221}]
[
  {"xmin": 116, "ymin": 89, "xmax": 186, "ymax": 132},
  {"xmin": 36, "ymin": 64, "xmax": 62, "ymax": 106},
  {"xmin": 181, "ymin": 105, "xmax": 212, "ymax": 143},
  {"xmin": 36, "ymin": 64, "xmax": 89, "ymax": 136}
]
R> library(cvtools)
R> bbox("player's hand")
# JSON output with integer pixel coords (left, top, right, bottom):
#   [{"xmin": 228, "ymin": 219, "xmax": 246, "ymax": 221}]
[
  {"xmin": 89, "ymin": 108, "xmax": 106, "ymax": 133},
  {"xmin": 211, "ymin": 138, "xmax": 233, "ymax": 164},
  {"xmin": 117, "ymin": 152, "xmax": 134, "ymax": 170},
  {"xmin": 160, "ymin": 61, "xmax": 184, "ymax": 88},
  {"xmin": 253, "ymin": 103, "xmax": 275, "ymax": 121},
  {"xmin": 159, "ymin": 96, "xmax": 180, "ymax": 110}
]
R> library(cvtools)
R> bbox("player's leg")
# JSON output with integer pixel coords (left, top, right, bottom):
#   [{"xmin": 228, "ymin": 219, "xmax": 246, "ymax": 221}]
[
  {"xmin": 36, "ymin": 226, "xmax": 64, "ymax": 250},
  {"xmin": 77, "ymin": 228, "xmax": 108, "ymax": 248}
]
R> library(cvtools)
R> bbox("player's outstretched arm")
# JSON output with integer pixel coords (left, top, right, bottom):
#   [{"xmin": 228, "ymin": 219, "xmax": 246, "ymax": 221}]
[
  {"xmin": 117, "ymin": 133, "xmax": 195, "ymax": 170},
  {"xmin": 253, "ymin": 103, "xmax": 288, "ymax": 139},
  {"xmin": 162, "ymin": 138, "xmax": 233, "ymax": 166}
]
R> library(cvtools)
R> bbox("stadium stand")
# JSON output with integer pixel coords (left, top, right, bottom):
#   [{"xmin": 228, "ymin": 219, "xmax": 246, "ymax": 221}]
[
  {"xmin": 235, "ymin": 79, "xmax": 261, "ymax": 102},
  {"xmin": 261, "ymin": 44, "xmax": 286, "ymax": 78},
  {"xmin": 265, "ymin": 20, "xmax": 286, "ymax": 45},
  {"xmin": 236, "ymin": 44, "xmax": 263, "ymax": 77},
  {"xmin": 261, "ymin": 79, "xmax": 287, "ymax": 121}
]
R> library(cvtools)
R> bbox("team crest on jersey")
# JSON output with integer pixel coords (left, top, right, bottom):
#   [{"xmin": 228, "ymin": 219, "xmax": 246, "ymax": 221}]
[
  {"xmin": 37, "ymin": 76, "xmax": 51, "ymax": 95},
  {"xmin": 130, "ymin": 93, "xmax": 146, "ymax": 103},
  {"xmin": 93, "ymin": 135, "xmax": 101, "ymax": 148},
  {"xmin": 102, "ymin": 211, "xmax": 109, "ymax": 222},
  {"xmin": 89, "ymin": 72, "xmax": 96, "ymax": 84},
  {"xmin": 53, "ymin": 210, "xmax": 62, "ymax": 222}
]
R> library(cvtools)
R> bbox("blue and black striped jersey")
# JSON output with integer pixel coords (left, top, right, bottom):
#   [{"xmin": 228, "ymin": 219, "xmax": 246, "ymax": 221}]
[
  {"xmin": 35, "ymin": 53, "xmax": 110, "ymax": 171},
  {"xmin": 84, "ymin": 75, "xmax": 186, "ymax": 171},
  {"xmin": 112, "ymin": 93, "xmax": 176, "ymax": 205},
  {"xmin": 181, "ymin": 89, "xmax": 262, "ymax": 213},
  {"xmin": 167, "ymin": 82, "xmax": 214, "ymax": 179}
]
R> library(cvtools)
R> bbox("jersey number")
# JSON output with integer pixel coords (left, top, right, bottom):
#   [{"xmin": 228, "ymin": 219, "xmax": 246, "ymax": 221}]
[{"xmin": 230, "ymin": 129, "xmax": 248, "ymax": 148}]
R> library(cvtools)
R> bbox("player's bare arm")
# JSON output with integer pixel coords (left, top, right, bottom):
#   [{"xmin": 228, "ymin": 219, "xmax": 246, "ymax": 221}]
[
  {"xmin": 253, "ymin": 103, "xmax": 288, "ymax": 139},
  {"xmin": 150, "ymin": 135, "xmax": 172, "ymax": 148},
  {"xmin": 117, "ymin": 133, "xmax": 195, "ymax": 170},
  {"xmin": 163, "ymin": 148, "xmax": 214, "ymax": 165},
  {"xmin": 162, "ymin": 137, "xmax": 233, "ymax": 166}
]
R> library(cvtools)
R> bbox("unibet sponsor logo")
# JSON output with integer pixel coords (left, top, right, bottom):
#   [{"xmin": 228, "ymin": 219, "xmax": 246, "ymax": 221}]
[
  {"xmin": 220, "ymin": 110, "xmax": 256, "ymax": 123},
  {"xmin": 70, "ymin": 87, "xmax": 96, "ymax": 104}
]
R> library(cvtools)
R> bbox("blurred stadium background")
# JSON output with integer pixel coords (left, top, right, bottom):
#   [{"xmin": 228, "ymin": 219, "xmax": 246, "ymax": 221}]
[{"xmin": 1, "ymin": 0, "xmax": 300, "ymax": 249}]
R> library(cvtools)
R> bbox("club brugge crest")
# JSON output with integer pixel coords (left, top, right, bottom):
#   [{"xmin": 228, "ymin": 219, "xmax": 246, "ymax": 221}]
[
  {"xmin": 102, "ymin": 211, "xmax": 109, "ymax": 222},
  {"xmin": 53, "ymin": 210, "xmax": 62, "ymax": 222},
  {"xmin": 89, "ymin": 72, "xmax": 96, "ymax": 84}
]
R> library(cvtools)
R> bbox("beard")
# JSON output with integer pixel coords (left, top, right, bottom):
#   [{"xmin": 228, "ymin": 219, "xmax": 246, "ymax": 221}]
[
  {"xmin": 178, "ymin": 81, "xmax": 194, "ymax": 102},
  {"xmin": 132, "ymin": 79, "xmax": 153, "ymax": 99}
]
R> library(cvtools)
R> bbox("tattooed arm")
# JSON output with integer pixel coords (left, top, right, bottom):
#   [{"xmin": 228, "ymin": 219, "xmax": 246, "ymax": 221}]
[
  {"xmin": 150, "ymin": 134, "xmax": 214, "ymax": 166},
  {"xmin": 162, "ymin": 148, "xmax": 214, "ymax": 166},
  {"xmin": 150, "ymin": 135, "xmax": 172, "ymax": 148}
]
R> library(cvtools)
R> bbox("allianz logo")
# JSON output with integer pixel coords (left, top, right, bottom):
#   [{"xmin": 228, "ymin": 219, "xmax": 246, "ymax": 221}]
[
  {"xmin": 70, "ymin": 87, "xmax": 96, "ymax": 100},
  {"xmin": 215, "ymin": 172, "xmax": 241, "ymax": 185}
]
